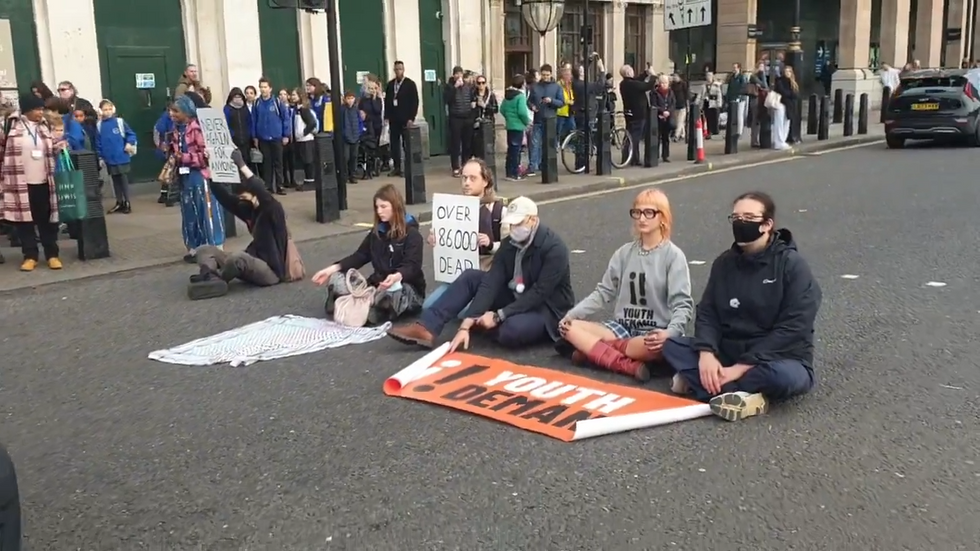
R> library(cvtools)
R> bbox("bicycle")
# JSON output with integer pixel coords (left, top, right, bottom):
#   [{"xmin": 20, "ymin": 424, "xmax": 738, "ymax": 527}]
[{"xmin": 560, "ymin": 110, "xmax": 633, "ymax": 174}]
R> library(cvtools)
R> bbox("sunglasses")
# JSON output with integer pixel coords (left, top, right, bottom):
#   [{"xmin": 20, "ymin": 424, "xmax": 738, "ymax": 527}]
[
  {"xmin": 58, "ymin": 88, "xmax": 70, "ymax": 92},
  {"xmin": 477, "ymin": 81, "xmax": 487, "ymax": 85},
  {"xmin": 629, "ymin": 208, "xmax": 659, "ymax": 220}
]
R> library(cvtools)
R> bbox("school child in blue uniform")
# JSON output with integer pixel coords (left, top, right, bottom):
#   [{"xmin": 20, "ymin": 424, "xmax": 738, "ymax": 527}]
[{"xmin": 94, "ymin": 99, "xmax": 138, "ymax": 214}]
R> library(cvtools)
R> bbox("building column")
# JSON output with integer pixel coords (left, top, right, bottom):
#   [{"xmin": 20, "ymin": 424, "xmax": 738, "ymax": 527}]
[
  {"xmin": 178, "ymin": 0, "xmax": 263, "ymax": 101},
  {"xmin": 488, "ymin": 0, "xmax": 506, "ymax": 92},
  {"xmin": 913, "ymin": 0, "xmax": 944, "ymax": 67},
  {"xmin": 879, "ymin": 0, "xmax": 911, "ymax": 67},
  {"xmin": 832, "ymin": 0, "xmax": 877, "ymax": 109},
  {"xmin": 33, "ymin": 0, "xmax": 102, "ymax": 100},
  {"xmin": 456, "ymin": 0, "xmax": 484, "ymax": 73},
  {"xmin": 945, "ymin": 0, "xmax": 969, "ymax": 66},
  {"xmin": 383, "ymin": 0, "xmax": 422, "ymax": 87},
  {"xmin": 532, "ymin": 31, "xmax": 558, "ymax": 69},
  {"xmin": 716, "ymin": 0, "xmax": 758, "ymax": 72},
  {"xmin": 298, "ymin": 11, "xmax": 334, "ymax": 84},
  {"xmin": 650, "ymin": 3, "xmax": 670, "ymax": 74},
  {"xmin": 608, "ymin": 0, "xmax": 626, "ymax": 74}
]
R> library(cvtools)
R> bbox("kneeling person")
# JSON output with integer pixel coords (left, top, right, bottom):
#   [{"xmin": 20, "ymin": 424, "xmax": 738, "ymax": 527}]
[
  {"xmin": 388, "ymin": 197, "xmax": 574, "ymax": 350},
  {"xmin": 187, "ymin": 152, "xmax": 288, "ymax": 300}
]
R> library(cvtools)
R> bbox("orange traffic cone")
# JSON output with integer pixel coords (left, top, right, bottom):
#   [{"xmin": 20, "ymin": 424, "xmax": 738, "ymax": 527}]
[{"xmin": 694, "ymin": 117, "xmax": 706, "ymax": 164}]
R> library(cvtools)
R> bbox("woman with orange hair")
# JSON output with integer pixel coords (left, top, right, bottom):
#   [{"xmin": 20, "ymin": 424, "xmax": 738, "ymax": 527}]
[{"xmin": 557, "ymin": 188, "xmax": 694, "ymax": 381}]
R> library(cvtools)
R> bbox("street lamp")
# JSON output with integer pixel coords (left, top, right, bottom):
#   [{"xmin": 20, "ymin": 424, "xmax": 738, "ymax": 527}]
[
  {"xmin": 786, "ymin": 0, "xmax": 802, "ymax": 73},
  {"xmin": 516, "ymin": 0, "xmax": 564, "ymax": 36}
]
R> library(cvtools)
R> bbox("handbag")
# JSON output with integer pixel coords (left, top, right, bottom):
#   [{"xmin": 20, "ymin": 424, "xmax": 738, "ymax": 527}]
[
  {"xmin": 765, "ymin": 90, "xmax": 783, "ymax": 110},
  {"xmin": 333, "ymin": 269, "xmax": 376, "ymax": 327},
  {"xmin": 158, "ymin": 152, "xmax": 176, "ymax": 185},
  {"xmin": 54, "ymin": 150, "xmax": 87, "ymax": 222},
  {"xmin": 249, "ymin": 148, "xmax": 264, "ymax": 164},
  {"xmin": 284, "ymin": 232, "xmax": 305, "ymax": 282}
]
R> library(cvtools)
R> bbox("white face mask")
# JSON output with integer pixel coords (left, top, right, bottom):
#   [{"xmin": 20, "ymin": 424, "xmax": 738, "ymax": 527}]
[{"xmin": 510, "ymin": 225, "xmax": 531, "ymax": 242}]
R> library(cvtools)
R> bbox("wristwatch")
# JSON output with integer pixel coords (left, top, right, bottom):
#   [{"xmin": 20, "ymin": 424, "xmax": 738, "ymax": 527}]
[{"xmin": 492, "ymin": 312, "xmax": 502, "ymax": 325}]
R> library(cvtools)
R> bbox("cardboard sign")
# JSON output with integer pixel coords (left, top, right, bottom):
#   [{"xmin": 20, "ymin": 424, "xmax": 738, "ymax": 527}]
[
  {"xmin": 196, "ymin": 107, "xmax": 239, "ymax": 183},
  {"xmin": 385, "ymin": 346, "xmax": 711, "ymax": 442},
  {"xmin": 431, "ymin": 193, "xmax": 480, "ymax": 284}
]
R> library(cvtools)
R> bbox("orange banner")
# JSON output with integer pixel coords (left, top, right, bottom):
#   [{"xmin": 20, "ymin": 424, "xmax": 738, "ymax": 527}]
[{"xmin": 384, "ymin": 352, "xmax": 706, "ymax": 442}]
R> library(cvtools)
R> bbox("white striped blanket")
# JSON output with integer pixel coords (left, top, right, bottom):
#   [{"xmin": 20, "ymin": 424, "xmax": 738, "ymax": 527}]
[{"xmin": 148, "ymin": 315, "xmax": 391, "ymax": 367}]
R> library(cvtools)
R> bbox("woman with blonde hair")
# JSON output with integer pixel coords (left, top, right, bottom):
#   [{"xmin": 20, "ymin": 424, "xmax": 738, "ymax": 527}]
[
  {"xmin": 312, "ymin": 183, "xmax": 425, "ymax": 325},
  {"xmin": 556, "ymin": 188, "xmax": 694, "ymax": 381},
  {"xmin": 771, "ymin": 65, "xmax": 799, "ymax": 149}
]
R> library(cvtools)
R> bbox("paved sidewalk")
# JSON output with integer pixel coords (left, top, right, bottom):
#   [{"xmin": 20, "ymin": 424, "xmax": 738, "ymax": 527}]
[{"xmin": 0, "ymin": 122, "xmax": 883, "ymax": 292}]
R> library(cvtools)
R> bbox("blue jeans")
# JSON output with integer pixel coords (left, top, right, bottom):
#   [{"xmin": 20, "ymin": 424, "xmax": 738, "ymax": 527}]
[
  {"xmin": 421, "ymin": 283, "xmax": 469, "ymax": 319},
  {"xmin": 505, "ymin": 130, "xmax": 524, "ymax": 178},
  {"xmin": 528, "ymin": 123, "xmax": 543, "ymax": 172},
  {"xmin": 661, "ymin": 336, "xmax": 815, "ymax": 403},
  {"xmin": 556, "ymin": 116, "xmax": 575, "ymax": 143},
  {"xmin": 418, "ymin": 268, "xmax": 551, "ymax": 347}
]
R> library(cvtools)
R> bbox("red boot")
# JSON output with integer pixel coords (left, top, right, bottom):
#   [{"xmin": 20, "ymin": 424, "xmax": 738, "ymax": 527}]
[
  {"xmin": 606, "ymin": 338, "xmax": 631, "ymax": 353},
  {"xmin": 585, "ymin": 341, "xmax": 651, "ymax": 382}
]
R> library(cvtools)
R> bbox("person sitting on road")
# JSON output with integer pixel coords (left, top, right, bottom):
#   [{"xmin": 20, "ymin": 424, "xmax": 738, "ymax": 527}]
[
  {"xmin": 312, "ymin": 184, "xmax": 425, "ymax": 325},
  {"xmin": 187, "ymin": 151, "xmax": 289, "ymax": 300},
  {"xmin": 419, "ymin": 158, "xmax": 506, "ymax": 311},
  {"xmin": 556, "ymin": 189, "xmax": 694, "ymax": 382},
  {"xmin": 661, "ymin": 191, "xmax": 822, "ymax": 422},
  {"xmin": 386, "ymin": 197, "xmax": 574, "ymax": 351}
]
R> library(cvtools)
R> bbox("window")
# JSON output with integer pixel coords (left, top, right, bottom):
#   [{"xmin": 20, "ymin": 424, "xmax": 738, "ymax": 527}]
[
  {"xmin": 624, "ymin": 5, "xmax": 649, "ymax": 70},
  {"xmin": 504, "ymin": 2, "xmax": 532, "ymax": 53},
  {"xmin": 558, "ymin": 0, "xmax": 604, "ymax": 69}
]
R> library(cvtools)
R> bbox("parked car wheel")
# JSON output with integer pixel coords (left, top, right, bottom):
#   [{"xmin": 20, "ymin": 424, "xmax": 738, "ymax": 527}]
[{"xmin": 886, "ymin": 136, "xmax": 905, "ymax": 149}]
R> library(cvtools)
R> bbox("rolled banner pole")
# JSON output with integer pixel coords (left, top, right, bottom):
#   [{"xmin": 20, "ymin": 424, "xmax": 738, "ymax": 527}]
[
  {"xmin": 383, "ymin": 342, "xmax": 451, "ymax": 393},
  {"xmin": 571, "ymin": 403, "xmax": 713, "ymax": 440}
]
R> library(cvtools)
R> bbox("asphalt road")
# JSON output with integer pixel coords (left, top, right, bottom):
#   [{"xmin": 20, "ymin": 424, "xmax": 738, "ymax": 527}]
[{"xmin": 2, "ymin": 142, "xmax": 979, "ymax": 550}]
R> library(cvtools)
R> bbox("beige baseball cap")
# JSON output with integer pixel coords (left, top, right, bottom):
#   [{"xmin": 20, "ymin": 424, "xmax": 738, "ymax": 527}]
[{"xmin": 501, "ymin": 196, "xmax": 538, "ymax": 225}]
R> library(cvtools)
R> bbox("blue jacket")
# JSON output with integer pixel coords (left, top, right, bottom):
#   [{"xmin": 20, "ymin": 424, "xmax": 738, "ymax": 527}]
[
  {"xmin": 340, "ymin": 104, "xmax": 363, "ymax": 144},
  {"xmin": 311, "ymin": 95, "xmax": 326, "ymax": 132},
  {"xmin": 95, "ymin": 116, "xmax": 137, "ymax": 167},
  {"xmin": 250, "ymin": 96, "xmax": 291, "ymax": 141},
  {"xmin": 528, "ymin": 81, "xmax": 564, "ymax": 122},
  {"xmin": 153, "ymin": 110, "xmax": 174, "ymax": 160},
  {"xmin": 61, "ymin": 114, "xmax": 86, "ymax": 151}
]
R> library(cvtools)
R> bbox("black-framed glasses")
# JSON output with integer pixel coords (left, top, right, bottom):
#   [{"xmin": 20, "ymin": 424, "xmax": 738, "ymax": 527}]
[
  {"xmin": 728, "ymin": 214, "xmax": 765, "ymax": 223},
  {"xmin": 477, "ymin": 81, "xmax": 487, "ymax": 85},
  {"xmin": 629, "ymin": 208, "xmax": 660, "ymax": 220}
]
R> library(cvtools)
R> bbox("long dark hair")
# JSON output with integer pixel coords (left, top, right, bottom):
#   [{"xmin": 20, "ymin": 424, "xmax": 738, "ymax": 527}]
[
  {"xmin": 31, "ymin": 81, "xmax": 54, "ymax": 100},
  {"xmin": 306, "ymin": 77, "xmax": 328, "ymax": 97}
]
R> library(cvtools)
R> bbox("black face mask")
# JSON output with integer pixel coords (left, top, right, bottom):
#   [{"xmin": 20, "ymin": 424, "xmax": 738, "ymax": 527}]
[{"xmin": 732, "ymin": 219, "xmax": 764, "ymax": 244}]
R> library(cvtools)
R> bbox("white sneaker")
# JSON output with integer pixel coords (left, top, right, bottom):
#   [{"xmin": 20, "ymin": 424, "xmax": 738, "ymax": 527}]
[
  {"xmin": 670, "ymin": 373, "xmax": 689, "ymax": 395},
  {"xmin": 709, "ymin": 391, "xmax": 769, "ymax": 422}
]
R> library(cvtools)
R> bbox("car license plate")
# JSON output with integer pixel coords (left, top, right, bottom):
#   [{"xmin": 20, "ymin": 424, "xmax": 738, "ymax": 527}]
[{"xmin": 911, "ymin": 103, "xmax": 939, "ymax": 111}]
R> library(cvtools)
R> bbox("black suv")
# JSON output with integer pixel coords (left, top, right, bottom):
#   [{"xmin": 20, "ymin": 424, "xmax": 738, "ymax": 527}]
[
  {"xmin": 884, "ymin": 68, "xmax": 980, "ymax": 148},
  {"xmin": 0, "ymin": 444, "xmax": 20, "ymax": 550}
]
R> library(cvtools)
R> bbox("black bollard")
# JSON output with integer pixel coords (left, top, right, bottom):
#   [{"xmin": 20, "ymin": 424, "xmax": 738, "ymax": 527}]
[
  {"xmin": 686, "ymin": 101, "xmax": 699, "ymax": 161},
  {"xmin": 541, "ymin": 117, "xmax": 558, "ymax": 183},
  {"xmin": 758, "ymin": 96, "xmax": 772, "ymax": 149},
  {"xmin": 479, "ymin": 122, "xmax": 498, "ymax": 188},
  {"xmin": 858, "ymin": 93, "xmax": 869, "ymax": 135},
  {"xmin": 313, "ymin": 133, "xmax": 341, "ymax": 223},
  {"xmin": 832, "ymin": 88, "xmax": 843, "ymax": 123},
  {"xmin": 880, "ymin": 86, "xmax": 891, "ymax": 123},
  {"xmin": 644, "ymin": 103, "xmax": 658, "ymax": 167},
  {"xmin": 724, "ymin": 100, "xmax": 739, "ymax": 154},
  {"xmin": 818, "ymin": 95, "xmax": 830, "ymax": 140},
  {"xmin": 595, "ymin": 110, "xmax": 612, "ymax": 175},
  {"xmin": 71, "ymin": 151, "xmax": 110, "ymax": 260},
  {"xmin": 806, "ymin": 94, "xmax": 818, "ymax": 135},
  {"xmin": 403, "ymin": 124, "xmax": 426, "ymax": 204},
  {"xmin": 843, "ymin": 93, "xmax": 854, "ymax": 136},
  {"xmin": 70, "ymin": 150, "xmax": 110, "ymax": 260}
]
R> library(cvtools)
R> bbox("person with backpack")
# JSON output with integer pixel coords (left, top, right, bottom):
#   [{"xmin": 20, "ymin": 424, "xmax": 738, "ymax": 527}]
[
  {"xmin": 186, "ymin": 150, "xmax": 292, "ymax": 300},
  {"xmin": 94, "ymin": 99, "xmax": 138, "ymax": 214},
  {"xmin": 250, "ymin": 77, "xmax": 291, "ymax": 195}
]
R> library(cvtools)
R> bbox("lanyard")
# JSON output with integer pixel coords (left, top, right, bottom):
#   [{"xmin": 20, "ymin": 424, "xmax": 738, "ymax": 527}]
[
  {"xmin": 393, "ymin": 80, "xmax": 401, "ymax": 96},
  {"xmin": 23, "ymin": 121, "xmax": 38, "ymax": 146}
]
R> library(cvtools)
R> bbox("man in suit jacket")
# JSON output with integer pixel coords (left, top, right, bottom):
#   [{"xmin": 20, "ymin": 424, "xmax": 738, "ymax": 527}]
[{"xmin": 384, "ymin": 61, "xmax": 420, "ymax": 176}]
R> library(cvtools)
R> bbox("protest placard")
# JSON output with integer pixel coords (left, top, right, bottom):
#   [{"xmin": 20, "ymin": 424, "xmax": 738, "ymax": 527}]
[
  {"xmin": 196, "ymin": 107, "xmax": 239, "ymax": 183},
  {"xmin": 431, "ymin": 193, "xmax": 480, "ymax": 283}
]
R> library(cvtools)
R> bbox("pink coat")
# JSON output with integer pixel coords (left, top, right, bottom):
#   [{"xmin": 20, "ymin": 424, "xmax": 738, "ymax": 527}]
[{"xmin": 0, "ymin": 115, "xmax": 58, "ymax": 223}]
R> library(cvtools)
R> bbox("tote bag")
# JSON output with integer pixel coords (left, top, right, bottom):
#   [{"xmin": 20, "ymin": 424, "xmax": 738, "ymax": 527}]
[
  {"xmin": 54, "ymin": 150, "xmax": 87, "ymax": 222},
  {"xmin": 284, "ymin": 230, "xmax": 305, "ymax": 282},
  {"xmin": 764, "ymin": 90, "xmax": 782, "ymax": 110},
  {"xmin": 333, "ymin": 269, "xmax": 376, "ymax": 327}
]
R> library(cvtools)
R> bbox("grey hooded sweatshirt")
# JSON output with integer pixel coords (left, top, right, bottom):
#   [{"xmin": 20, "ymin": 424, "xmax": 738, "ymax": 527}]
[{"xmin": 565, "ymin": 240, "xmax": 694, "ymax": 335}]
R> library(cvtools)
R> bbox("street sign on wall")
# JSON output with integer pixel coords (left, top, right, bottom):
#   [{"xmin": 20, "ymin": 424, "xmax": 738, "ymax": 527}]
[{"xmin": 664, "ymin": 0, "xmax": 712, "ymax": 31}]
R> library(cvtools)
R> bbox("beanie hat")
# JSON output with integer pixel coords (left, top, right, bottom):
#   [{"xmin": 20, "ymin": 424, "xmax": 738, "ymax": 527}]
[{"xmin": 18, "ymin": 93, "xmax": 44, "ymax": 113}]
